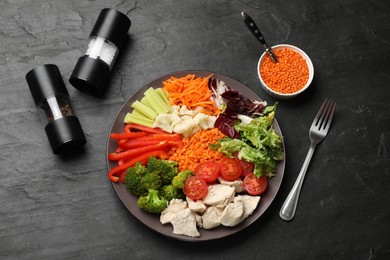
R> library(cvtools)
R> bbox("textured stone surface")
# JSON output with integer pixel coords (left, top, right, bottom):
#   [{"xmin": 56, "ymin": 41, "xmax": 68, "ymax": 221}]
[{"xmin": 1, "ymin": 0, "xmax": 389, "ymax": 259}]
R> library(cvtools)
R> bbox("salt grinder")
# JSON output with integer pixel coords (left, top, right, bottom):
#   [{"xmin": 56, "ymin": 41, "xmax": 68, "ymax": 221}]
[
  {"xmin": 69, "ymin": 8, "xmax": 131, "ymax": 96},
  {"xmin": 26, "ymin": 64, "xmax": 87, "ymax": 154}
]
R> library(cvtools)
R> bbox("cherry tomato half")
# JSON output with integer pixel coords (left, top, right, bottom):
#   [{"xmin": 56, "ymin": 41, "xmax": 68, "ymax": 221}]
[
  {"xmin": 195, "ymin": 161, "xmax": 220, "ymax": 182},
  {"xmin": 243, "ymin": 173, "xmax": 268, "ymax": 195},
  {"xmin": 219, "ymin": 157, "xmax": 242, "ymax": 181},
  {"xmin": 233, "ymin": 152, "xmax": 254, "ymax": 176},
  {"xmin": 184, "ymin": 176, "xmax": 208, "ymax": 200}
]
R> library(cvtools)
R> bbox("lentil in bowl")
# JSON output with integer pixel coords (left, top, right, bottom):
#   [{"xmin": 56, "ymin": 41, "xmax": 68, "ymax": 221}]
[{"xmin": 257, "ymin": 44, "xmax": 314, "ymax": 99}]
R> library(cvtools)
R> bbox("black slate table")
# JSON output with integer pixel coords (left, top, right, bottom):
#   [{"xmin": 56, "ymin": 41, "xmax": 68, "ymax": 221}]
[{"xmin": 1, "ymin": 0, "xmax": 389, "ymax": 259}]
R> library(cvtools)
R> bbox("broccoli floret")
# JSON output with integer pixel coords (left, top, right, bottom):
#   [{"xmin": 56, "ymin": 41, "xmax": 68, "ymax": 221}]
[
  {"xmin": 137, "ymin": 189, "xmax": 168, "ymax": 214},
  {"xmin": 159, "ymin": 184, "xmax": 184, "ymax": 201},
  {"xmin": 172, "ymin": 170, "xmax": 194, "ymax": 189},
  {"xmin": 141, "ymin": 171, "xmax": 162, "ymax": 190},
  {"xmin": 161, "ymin": 166, "xmax": 179, "ymax": 184},
  {"xmin": 124, "ymin": 162, "xmax": 148, "ymax": 196},
  {"xmin": 147, "ymin": 156, "xmax": 179, "ymax": 184}
]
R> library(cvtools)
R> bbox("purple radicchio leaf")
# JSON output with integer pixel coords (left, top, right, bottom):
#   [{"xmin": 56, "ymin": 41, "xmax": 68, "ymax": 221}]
[
  {"xmin": 221, "ymin": 90, "xmax": 266, "ymax": 117},
  {"xmin": 214, "ymin": 113, "xmax": 240, "ymax": 138}
]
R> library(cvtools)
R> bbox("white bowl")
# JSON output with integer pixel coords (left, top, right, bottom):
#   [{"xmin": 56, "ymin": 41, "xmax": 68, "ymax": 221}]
[{"xmin": 257, "ymin": 44, "xmax": 314, "ymax": 99}]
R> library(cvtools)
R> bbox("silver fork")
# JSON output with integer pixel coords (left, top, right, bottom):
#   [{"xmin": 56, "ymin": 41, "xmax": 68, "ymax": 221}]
[{"xmin": 280, "ymin": 99, "xmax": 336, "ymax": 221}]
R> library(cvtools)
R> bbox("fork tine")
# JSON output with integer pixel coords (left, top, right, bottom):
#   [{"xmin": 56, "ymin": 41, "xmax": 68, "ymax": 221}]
[
  {"xmin": 317, "ymin": 100, "xmax": 332, "ymax": 130},
  {"xmin": 312, "ymin": 99, "xmax": 328, "ymax": 128},
  {"xmin": 323, "ymin": 100, "xmax": 336, "ymax": 131}
]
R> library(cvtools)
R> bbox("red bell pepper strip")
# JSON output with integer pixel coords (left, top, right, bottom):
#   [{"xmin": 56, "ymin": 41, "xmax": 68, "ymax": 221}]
[
  {"xmin": 136, "ymin": 133, "xmax": 182, "ymax": 142},
  {"xmin": 108, "ymin": 141, "xmax": 169, "ymax": 161},
  {"xmin": 118, "ymin": 139, "xmax": 126, "ymax": 147},
  {"xmin": 124, "ymin": 125, "xmax": 131, "ymax": 133},
  {"xmin": 168, "ymin": 140, "xmax": 183, "ymax": 147},
  {"xmin": 118, "ymin": 158, "xmax": 127, "ymax": 165},
  {"xmin": 119, "ymin": 139, "xmax": 161, "ymax": 149},
  {"xmin": 115, "ymin": 146, "xmax": 129, "ymax": 153},
  {"xmin": 119, "ymin": 170, "xmax": 127, "ymax": 183},
  {"xmin": 119, "ymin": 139, "xmax": 183, "ymax": 149},
  {"xmin": 108, "ymin": 150, "xmax": 169, "ymax": 182},
  {"xmin": 125, "ymin": 123, "xmax": 169, "ymax": 134},
  {"xmin": 110, "ymin": 131, "xmax": 148, "ymax": 140}
]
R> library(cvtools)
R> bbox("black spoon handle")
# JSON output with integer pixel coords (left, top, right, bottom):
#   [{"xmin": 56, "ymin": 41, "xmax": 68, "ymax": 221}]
[
  {"xmin": 241, "ymin": 12, "xmax": 268, "ymax": 47},
  {"xmin": 241, "ymin": 12, "xmax": 278, "ymax": 62}
]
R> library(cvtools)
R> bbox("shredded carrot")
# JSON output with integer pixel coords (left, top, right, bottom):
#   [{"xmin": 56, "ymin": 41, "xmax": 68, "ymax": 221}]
[
  {"xmin": 168, "ymin": 128, "xmax": 226, "ymax": 171},
  {"xmin": 162, "ymin": 74, "xmax": 221, "ymax": 115},
  {"xmin": 260, "ymin": 48, "xmax": 309, "ymax": 94}
]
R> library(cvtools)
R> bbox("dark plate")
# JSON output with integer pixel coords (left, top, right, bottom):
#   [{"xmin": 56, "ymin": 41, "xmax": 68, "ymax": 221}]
[{"xmin": 106, "ymin": 70, "xmax": 285, "ymax": 242}]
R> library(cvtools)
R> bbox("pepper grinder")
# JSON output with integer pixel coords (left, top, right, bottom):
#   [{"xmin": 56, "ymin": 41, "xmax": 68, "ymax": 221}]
[{"xmin": 26, "ymin": 64, "xmax": 87, "ymax": 154}]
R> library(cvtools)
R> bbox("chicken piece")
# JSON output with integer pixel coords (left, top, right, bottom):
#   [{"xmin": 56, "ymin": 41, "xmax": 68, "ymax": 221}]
[
  {"xmin": 160, "ymin": 199, "xmax": 188, "ymax": 224},
  {"xmin": 171, "ymin": 208, "xmax": 200, "ymax": 237},
  {"xmin": 240, "ymin": 195, "xmax": 261, "ymax": 220},
  {"xmin": 194, "ymin": 213, "xmax": 203, "ymax": 228},
  {"xmin": 203, "ymin": 184, "xmax": 235, "ymax": 206},
  {"xmin": 220, "ymin": 196, "xmax": 244, "ymax": 227},
  {"xmin": 218, "ymin": 177, "xmax": 244, "ymax": 193},
  {"xmin": 202, "ymin": 206, "xmax": 223, "ymax": 229},
  {"xmin": 215, "ymin": 190, "xmax": 235, "ymax": 210},
  {"xmin": 186, "ymin": 197, "xmax": 207, "ymax": 213}
]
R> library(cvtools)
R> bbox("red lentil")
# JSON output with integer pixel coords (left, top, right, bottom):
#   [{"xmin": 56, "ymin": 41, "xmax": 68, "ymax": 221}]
[
  {"xmin": 168, "ymin": 128, "xmax": 226, "ymax": 172},
  {"xmin": 260, "ymin": 48, "xmax": 309, "ymax": 94}
]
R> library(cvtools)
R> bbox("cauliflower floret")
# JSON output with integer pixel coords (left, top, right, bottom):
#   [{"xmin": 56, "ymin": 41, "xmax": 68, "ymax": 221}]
[
  {"xmin": 193, "ymin": 106, "xmax": 203, "ymax": 114},
  {"xmin": 181, "ymin": 115, "xmax": 193, "ymax": 122},
  {"xmin": 193, "ymin": 113, "xmax": 217, "ymax": 130},
  {"xmin": 153, "ymin": 114, "xmax": 175, "ymax": 133},
  {"xmin": 191, "ymin": 124, "xmax": 202, "ymax": 135},
  {"xmin": 156, "ymin": 105, "xmax": 217, "ymax": 138},
  {"xmin": 192, "ymin": 113, "xmax": 209, "ymax": 130},
  {"xmin": 179, "ymin": 105, "xmax": 194, "ymax": 116},
  {"xmin": 207, "ymin": 116, "xmax": 217, "ymax": 128},
  {"xmin": 169, "ymin": 114, "xmax": 182, "ymax": 128},
  {"xmin": 173, "ymin": 119, "xmax": 196, "ymax": 138},
  {"xmin": 170, "ymin": 105, "xmax": 181, "ymax": 115},
  {"xmin": 180, "ymin": 116, "xmax": 201, "ymax": 135}
]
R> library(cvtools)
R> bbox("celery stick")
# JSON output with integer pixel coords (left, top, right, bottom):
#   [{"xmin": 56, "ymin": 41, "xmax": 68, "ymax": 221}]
[
  {"xmin": 131, "ymin": 100, "xmax": 158, "ymax": 119},
  {"xmin": 130, "ymin": 108, "xmax": 155, "ymax": 123},
  {"xmin": 132, "ymin": 109, "xmax": 143, "ymax": 116},
  {"xmin": 156, "ymin": 88, "xmax": 171, "ymax": 108},
  {"xmin": 124, "ymin": 113, "xmax": 154, "ymax": 127},
  {"xmin": 144, "ymin": 88, "xmax": 165, "ymax": 114},
  {"xmin": 144, "ymin": 87, "xmax": 170, "ymax": 114},
  {"xmin": 153, "ymin": 88, "xmax": 171, "ymax": 112},
  {"xmin": 141, "ymin": 96, "xmax": 152, "ymax": 109}
]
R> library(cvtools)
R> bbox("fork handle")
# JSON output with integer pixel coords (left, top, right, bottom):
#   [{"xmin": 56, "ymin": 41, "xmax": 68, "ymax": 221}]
[{"xmin": 280, "ymin": 143, "xmax": 317, "ymax": 221}]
